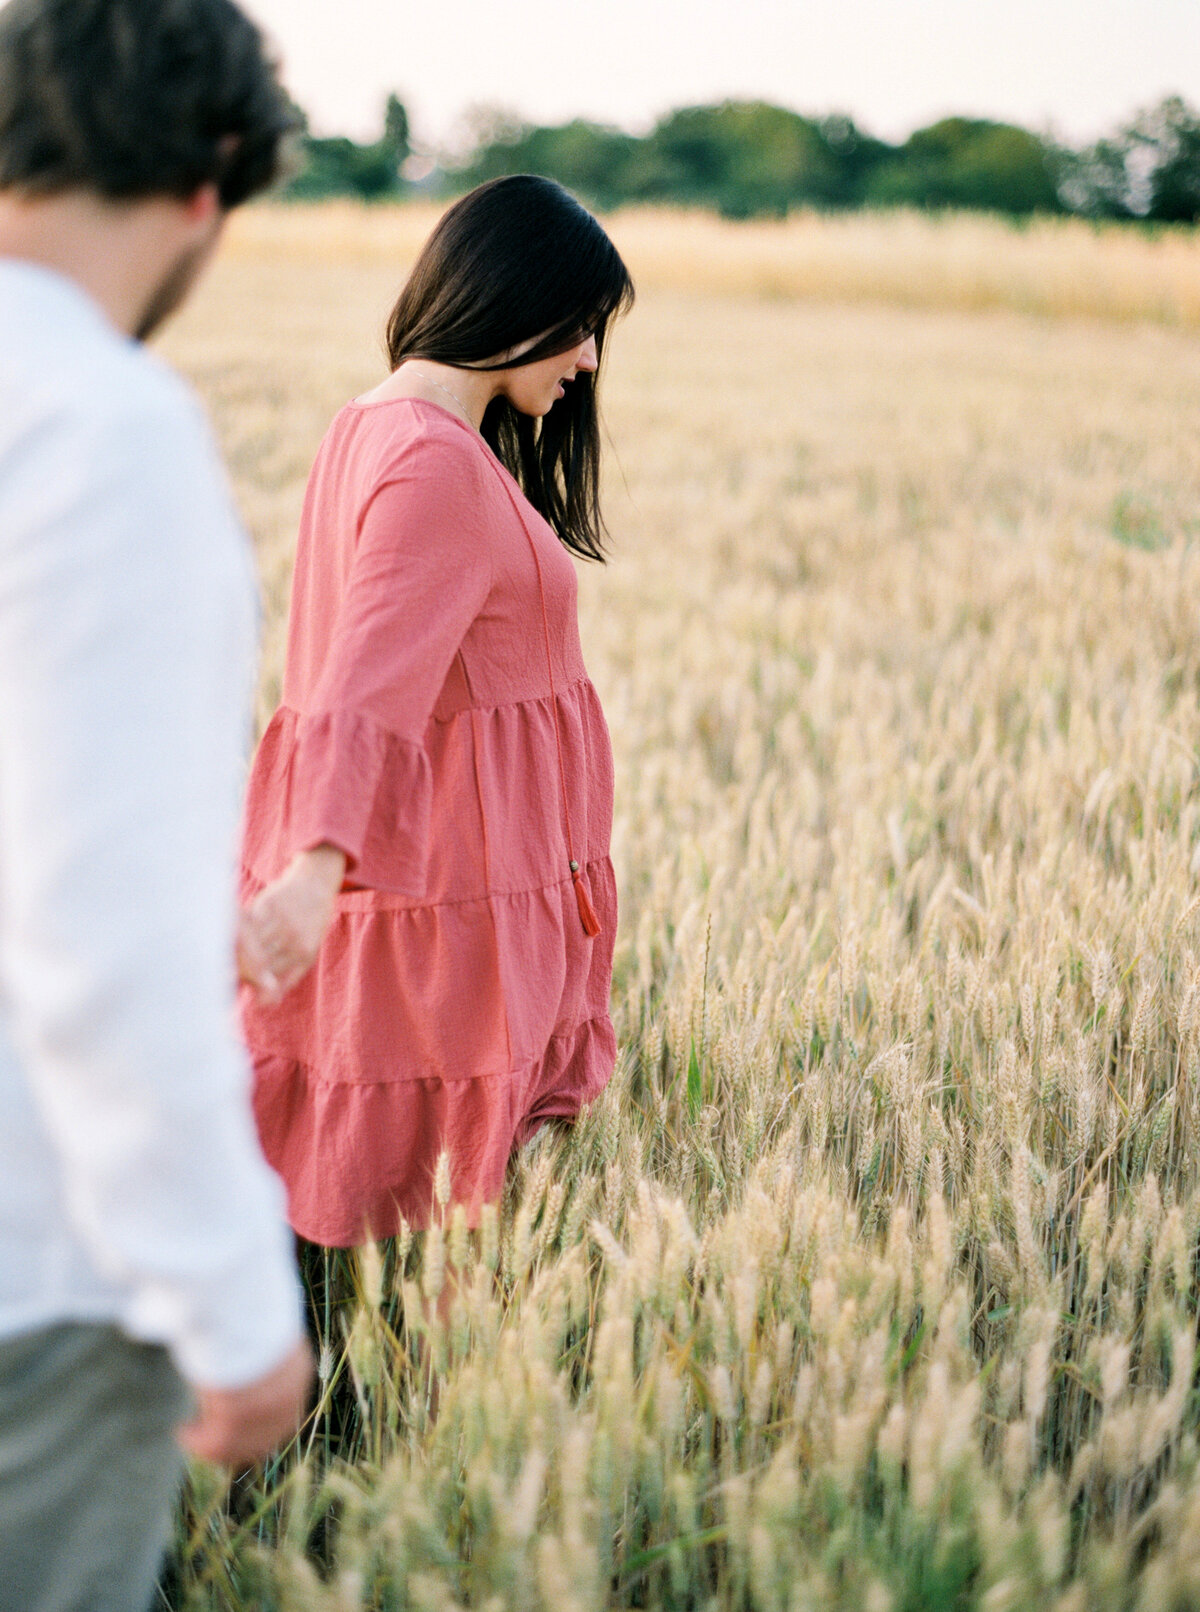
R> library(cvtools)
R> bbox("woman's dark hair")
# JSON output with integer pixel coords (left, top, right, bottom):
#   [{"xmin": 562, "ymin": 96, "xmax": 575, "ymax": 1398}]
[
  {"xmin": 385, "ymin": 175, "xmax": 635, "ymax": 561},
  {"xmin": 0, "ymin": 0, "xmax": 295, "ymax": 206}
]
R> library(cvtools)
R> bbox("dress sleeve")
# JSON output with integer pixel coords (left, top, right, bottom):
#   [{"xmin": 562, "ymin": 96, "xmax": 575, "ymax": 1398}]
[{"xmin": 243, "ymin": 433, "xmax": 493, "ymax": 895}]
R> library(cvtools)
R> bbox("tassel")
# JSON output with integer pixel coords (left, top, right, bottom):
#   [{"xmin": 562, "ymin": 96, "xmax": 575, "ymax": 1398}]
[{"xmin": 570, "ymin": 862, "xmax": 601, "ymax": 937}]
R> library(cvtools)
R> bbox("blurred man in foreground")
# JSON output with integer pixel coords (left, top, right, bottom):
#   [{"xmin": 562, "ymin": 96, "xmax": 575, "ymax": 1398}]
[{"xmin": 0, "ymin": 1, "xmax": 311, "ymax": 1606}]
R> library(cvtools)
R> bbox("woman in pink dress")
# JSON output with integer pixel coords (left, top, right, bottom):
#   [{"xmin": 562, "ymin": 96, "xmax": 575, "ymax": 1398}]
[{"xmin": 238, "ymin": 177, "xmax": 634, "ymax": 1248}]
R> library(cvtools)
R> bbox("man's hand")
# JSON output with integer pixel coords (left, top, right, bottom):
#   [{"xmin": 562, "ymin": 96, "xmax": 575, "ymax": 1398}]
[
  {"xmin": 238, "ymin": 844, "xmax": 347, "ymax": 998},
  {"xmin": 177, "ymin": 1338, "xmax": 313, "ymax": 1467}
]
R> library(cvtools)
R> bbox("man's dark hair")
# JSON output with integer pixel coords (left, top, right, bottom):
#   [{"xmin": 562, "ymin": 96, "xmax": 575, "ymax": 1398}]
[{"xmin": 0, "ymin": 0, "xmax": 295, "ymax": 206}]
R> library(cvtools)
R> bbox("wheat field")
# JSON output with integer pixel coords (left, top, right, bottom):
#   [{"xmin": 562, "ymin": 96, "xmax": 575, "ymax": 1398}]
[{"xmin": 159, "ymin": 206, "xmax": 1200, "ymax": 1610}]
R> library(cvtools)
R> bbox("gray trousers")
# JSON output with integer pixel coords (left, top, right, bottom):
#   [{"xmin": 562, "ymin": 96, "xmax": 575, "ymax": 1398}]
[{"xmin": 0, "ymin": 1321, "xmax": 190, "ymax": 1612}]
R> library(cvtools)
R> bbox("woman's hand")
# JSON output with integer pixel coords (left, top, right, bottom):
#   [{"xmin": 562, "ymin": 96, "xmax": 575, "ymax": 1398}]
[
  {"xmin": 239, "ymin": 844, "xmax": 348, "ymax": 999},
  {"xmin": 236, "ymin": 907, "xmax": 283, "ymax": 1004}
]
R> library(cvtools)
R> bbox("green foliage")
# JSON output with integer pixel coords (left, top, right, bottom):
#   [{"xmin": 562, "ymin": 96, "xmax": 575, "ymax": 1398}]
[
  {"xmin": 280, "ymin": 92, "xmax": 410, "ymax": 202},
  {"xmin": 636, "ymin": 101, "xmax": 854, "ymax": 218},
  {"xmin": 282, "ymin": 135, "xmax": 399, "ymax": 201},
  {"xmin": 280, "ymin": 91, "xmax": 1200, "ymax": 225},
  {"xmin": 1058, "ymin": 95, "xmax": 1200, "ymax": 222},
  {"xmin": 447, "ymin": 100, "xmax": 892, "ymax": 218},
  {"xmin": 865, "ymin": 118, "xmax": 1061, "ymax": 215},
  {"xmin": 439, "ymin": 101, "xmax": 1082, "ymax": 221},
  {"xmin": 686, "ymin": 1035, "xmax": 704, "ymax": 1117},
  {"xmin": 449, "ymin": 115, "xmax": 643, "ymax": 212},
  {"xmin": 383, "ymin": 94, "xmax": 410, "ymax": 171},
  {"xmin": 1134, "ymin": 96, "xmax": 1200, "ymax": 223},
  {"xmin": 1055, "ymin": 135, "xmax": 1135, "ymax": 220}
]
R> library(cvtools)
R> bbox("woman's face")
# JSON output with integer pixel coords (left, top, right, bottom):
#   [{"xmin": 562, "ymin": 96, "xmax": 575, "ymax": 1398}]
[{"xmin": 497, "ymin": 333, "xmax": 599, "ymax": 418}]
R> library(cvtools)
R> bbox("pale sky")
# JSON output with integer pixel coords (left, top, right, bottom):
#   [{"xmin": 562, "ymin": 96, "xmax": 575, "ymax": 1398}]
[{"xmin": 240, "ymin": 0, "xmax": 1200, "ymax": 152}]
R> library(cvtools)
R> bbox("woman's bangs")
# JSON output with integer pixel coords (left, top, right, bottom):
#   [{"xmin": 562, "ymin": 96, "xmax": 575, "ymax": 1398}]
[{"xmin": 512, "ymin": 271, "xmax": 634, "ymax": 369}]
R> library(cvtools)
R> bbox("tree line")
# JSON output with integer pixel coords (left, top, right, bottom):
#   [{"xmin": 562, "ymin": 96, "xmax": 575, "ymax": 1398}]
[{"xmin": 282, "ymin": 93, "xmax": 1200, "ymax": 223}]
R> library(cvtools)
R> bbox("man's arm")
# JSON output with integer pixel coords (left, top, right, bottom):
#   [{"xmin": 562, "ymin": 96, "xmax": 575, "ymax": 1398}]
[{"xmin": 0, "ymin": 374, "xmax": 305, "ymax": 1408}]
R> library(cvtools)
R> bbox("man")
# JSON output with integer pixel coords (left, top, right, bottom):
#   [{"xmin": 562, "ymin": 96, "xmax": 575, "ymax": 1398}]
[{"xmin": 0, "ymin": 1, "xmax": 312, "ymax": 1607}]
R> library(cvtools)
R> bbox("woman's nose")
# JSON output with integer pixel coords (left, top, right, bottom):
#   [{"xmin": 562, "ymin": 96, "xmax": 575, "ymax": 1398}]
[{"xmin": 576, "ymin": 334, "xmax": 598, "ymax": 372}]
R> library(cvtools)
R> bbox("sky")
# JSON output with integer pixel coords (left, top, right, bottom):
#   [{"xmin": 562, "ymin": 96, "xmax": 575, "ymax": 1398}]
[{"xmin": 240, "ymin": 0, "xmax": 1200, "ymax": 153}]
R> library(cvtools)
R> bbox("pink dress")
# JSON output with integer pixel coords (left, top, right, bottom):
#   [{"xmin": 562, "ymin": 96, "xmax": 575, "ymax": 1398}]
[{"xmin": 239, "ymin": 398, "xmax": 617, "ymax": 1246}]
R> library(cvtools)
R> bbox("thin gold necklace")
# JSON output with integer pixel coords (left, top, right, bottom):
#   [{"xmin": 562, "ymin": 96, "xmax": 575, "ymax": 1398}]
[{"xmin": 411, "ymin": 367, "xmax": 480, "ymax": 433}]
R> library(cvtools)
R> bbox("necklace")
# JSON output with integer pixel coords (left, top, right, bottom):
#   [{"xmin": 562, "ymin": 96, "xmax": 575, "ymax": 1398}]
[{"xmin": 411, "ymin": 367, "xmax": 479, "ymax": 433}]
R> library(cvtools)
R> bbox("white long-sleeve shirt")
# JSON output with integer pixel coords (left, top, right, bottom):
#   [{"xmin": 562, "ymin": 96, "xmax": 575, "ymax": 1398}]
[{"xmin": 0, "ymin": 259, "xmax": 302, "ymax": 1388}]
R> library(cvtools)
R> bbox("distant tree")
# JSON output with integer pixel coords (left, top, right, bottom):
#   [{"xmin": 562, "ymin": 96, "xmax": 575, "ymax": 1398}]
[
  {"xmin": 639, "ymin": 101, "xmax": 855, "ymax": 216},
  {"xmin": 1053, "ymin": 134, "xmax": 1134, "ymax": 218},
  {"xmin": 819, "ymin": 114, "xmax": 895, "ymax": 205},
  {"xmin": 867, "ymin": 118, "xmax": 1061, "ymax": 214},
  {"xmin": 445, "ymin": 99, "xmax": 892, "ymax": 218},
  {"xmin": 277, "ymin": 90, "xmax": 1200, "ymax": 225},
  {"xmin": 448, "ymin": 113, "xmax": 640, "ymax": 211},
  {"xmin": 384, "ymin": 93, "xmax": 410, "ymax": 170},
  {"xmin": 281, "ymin": 93, "xmax": 410, "ymax": 200},
  {"xmin": 286, "ymin": 135, "xmax": 397, "ymax": 199},
  {"xmin": 1130, "ymin": 96, "xmax": 1200, "ymax": 222},
  {"xmin": 1057, "ymin": 97, "xmax": 1200, "ymax": 222}
]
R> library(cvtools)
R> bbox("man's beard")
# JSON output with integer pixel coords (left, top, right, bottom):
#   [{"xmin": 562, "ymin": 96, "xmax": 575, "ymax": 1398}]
[{"xmin": 134, "ymin": 232, "xmax": 215, "ymax": 343}]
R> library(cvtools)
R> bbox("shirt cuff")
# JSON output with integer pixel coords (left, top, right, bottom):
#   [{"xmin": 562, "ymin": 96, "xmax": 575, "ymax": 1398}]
[{"xmin": 123, "ymin": 1218, "xmax": 304, "ymax": 1388}]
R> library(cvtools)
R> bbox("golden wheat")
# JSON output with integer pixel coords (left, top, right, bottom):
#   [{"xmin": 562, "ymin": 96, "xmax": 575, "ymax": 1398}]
[
  {"xmin": 161, "ymin": 205, "xmax": 1200, "ymax": 1610},
  {"xmin": 223, "ymin": 200, "xmax": 1200, "ymax": 326}
]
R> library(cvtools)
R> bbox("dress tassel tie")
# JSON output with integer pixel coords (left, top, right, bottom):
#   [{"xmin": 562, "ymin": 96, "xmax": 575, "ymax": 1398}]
[
  {"xmin": 570, "ymin": 859, "xmax": 602, "ymax": 937},
  {"xmin": 494, "ymin": 469, "xmax": 602, "ymax": 939}
]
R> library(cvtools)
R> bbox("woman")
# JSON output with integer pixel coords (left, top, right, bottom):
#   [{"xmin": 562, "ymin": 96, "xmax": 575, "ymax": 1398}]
[{"xmin": 238, "ymin": 176, "xmax": 634, "ymax": 1248}]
